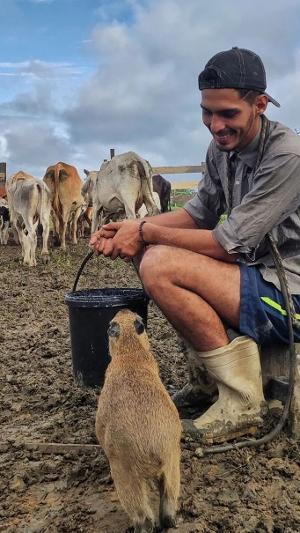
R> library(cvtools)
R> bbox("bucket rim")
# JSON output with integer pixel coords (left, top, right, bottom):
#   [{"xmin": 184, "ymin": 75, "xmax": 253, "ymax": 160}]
[{"xmin": 65, "ymin": 287, "xmax": 149, "ymax": 308}]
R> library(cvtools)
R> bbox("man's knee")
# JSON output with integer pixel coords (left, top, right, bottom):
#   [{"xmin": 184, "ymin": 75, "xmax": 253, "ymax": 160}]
[{"xmin": 139, "ymin": 245, "xmax": 171, "ymax": 294}]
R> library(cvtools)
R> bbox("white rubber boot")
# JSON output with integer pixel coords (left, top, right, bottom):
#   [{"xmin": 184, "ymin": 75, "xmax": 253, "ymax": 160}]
[
  {"xmin": 182, "ymin": 336, "xmax": 266, "ymax": 444},
  {"xmin": 172, "ymin": 342, "xmax": 217, "ymax": 409}
]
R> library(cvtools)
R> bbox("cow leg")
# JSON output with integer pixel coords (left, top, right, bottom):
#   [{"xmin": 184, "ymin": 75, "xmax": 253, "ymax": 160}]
[
  {"xmin": 22, "ymin": 219, "xmax": 38, "ymax": 267},
  {"xmin": 84, "ymin": 209, "xmax": 92, "ymax": 228},
  {"xmin": 119, "ymin": 180, "xmax": 140, "ymax": 218},
  {"xmin": 91, "ymin": 204, "xmax": 102, "ymax": 233},
  {"xmin": 12, "ymin": 226, "xmax": 19, "ymax": 245},
  {"xmin": 39, "ymin": 214, "xmax": 50, "ymax": 263},
  {"xmin": 71, "ymin": 206, "xmax": 82, "ymax": 245},
  {"xmin": 14, "ymin": 221, "xmax": 25, "ymax": 262},
  {"xmin": 141, "ymin": 171, "xmax": 160, "ymax": 216},
  {"xmin": 22, "ymin": 230, "xmax": 31, "ymax": 265},
  {"xmin": 118, "ymin": 190, "xmax": 136, "ymax": 219},
  {"xmin": 60, "ymin": 214, "xmax": 68, "ymax": 250},
  {"xmin": 30, "ymin": 231, "xmax": 38, "ymax": 267},
  {"xmin": 142, "ymin": 195, "xmax": 159, "ymax": 217},
  {"xmin": 3, "ymin": 222, "xmax": 9, "ymax": 244},
  {"xmin": 51, "ymin": 212, "xmax": 60, "ymax": 247},
  {"xmin": 0, "ymin": 219, "xmax": 3, "ymax": 244}
]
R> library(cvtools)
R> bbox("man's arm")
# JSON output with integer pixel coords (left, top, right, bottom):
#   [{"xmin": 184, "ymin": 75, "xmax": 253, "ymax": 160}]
[
  {"xmin": 90, "ymin": 216, "xmax": 237, "ymax": 262},
  {"xmin": 140, "ymin": 207, "xmax": 200, "ymax": 228},
  {"xmin": 213, "ymin": 153, "xmax": 300, "ymax": 260},
  {"xmin": 141, "ymin": 222, "xmax": 237, "ymax": 262}
]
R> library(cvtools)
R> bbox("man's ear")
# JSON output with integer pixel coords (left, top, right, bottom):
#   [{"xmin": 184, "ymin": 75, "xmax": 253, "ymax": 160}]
[{"xmin": 256, "ymin": 94, "xmax": 268, "ymax": 115}]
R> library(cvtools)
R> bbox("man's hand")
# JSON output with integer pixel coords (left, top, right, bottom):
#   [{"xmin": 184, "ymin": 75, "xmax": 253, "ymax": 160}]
[{"xmin": 89, "ymin": 219, "xmax": 144, "ymax": 260}]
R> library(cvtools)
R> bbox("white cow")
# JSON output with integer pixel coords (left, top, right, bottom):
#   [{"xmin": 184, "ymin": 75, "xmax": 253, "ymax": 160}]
[
  {"xmin": 0, "ymin": 198, "xmax": 10, "ymax": 245},
  {"xmin": 6, "ymin": 171, "xmax": 51, "ymax": 266},
  {"xmin": 82, "ymin": 151, "xmax": 160, "ymax": 233}
]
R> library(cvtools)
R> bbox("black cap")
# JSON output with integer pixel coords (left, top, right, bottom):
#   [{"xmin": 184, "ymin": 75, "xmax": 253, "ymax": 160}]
[{"xmin": 198, "ymin": 47, "xmax": 280, "ymax": 107}]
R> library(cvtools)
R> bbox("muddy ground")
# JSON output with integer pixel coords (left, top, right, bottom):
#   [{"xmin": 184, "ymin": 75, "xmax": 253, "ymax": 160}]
[{"xmin": 1, "ymin": 238, "xmax": 300, "ymax": 533}]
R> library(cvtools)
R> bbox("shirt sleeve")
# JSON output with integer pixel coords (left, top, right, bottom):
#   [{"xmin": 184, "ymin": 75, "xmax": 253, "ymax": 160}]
[
  {"xmin": 184, "ymin": 142, "xmax": 226, "ymax": 229},
  {"xmin": 213, "ymin": 152, "xmax": 300, "ymax": 261}
]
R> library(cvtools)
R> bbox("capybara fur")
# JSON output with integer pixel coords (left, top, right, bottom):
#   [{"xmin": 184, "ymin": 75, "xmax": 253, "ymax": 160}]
[{"xmin": 95, "ymin": 309, "xmax": 181, "ymax": 533}]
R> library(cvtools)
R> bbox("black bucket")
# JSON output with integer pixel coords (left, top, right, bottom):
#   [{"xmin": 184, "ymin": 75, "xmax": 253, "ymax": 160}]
[{"xmin": 65, "ymin": 252, "xmax": 148, "ymax": 387}]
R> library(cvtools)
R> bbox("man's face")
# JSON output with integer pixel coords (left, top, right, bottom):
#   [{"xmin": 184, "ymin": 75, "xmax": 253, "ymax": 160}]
[{"xmin": 201, "ymin": 88, "xmax": 267, "ymax": 152}]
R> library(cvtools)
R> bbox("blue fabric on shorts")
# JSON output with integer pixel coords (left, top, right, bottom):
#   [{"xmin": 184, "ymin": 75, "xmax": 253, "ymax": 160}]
[{"xmin": 239, "ymin": 264, "xmax": 300, "ymax": 345}]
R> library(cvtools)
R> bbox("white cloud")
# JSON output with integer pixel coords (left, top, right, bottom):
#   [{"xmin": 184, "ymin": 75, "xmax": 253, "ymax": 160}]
[
  {"xmin": 63, "ymin": 0, "xmax": 299, "ymax": 173},
  {"xmin": 1, "ymin": 0, "xmax": 300, "ymax": 179},
  {"xmin": 2, "ymin": 118, "xmax": 73, "ymax": 178},
  {"xmin": 26, "ymin": 0, "xmax": 55, "ymax": 3},
  {"xmin": 0, "ymin": 60, "xmax": 85, "ymax": 79},
  {"xmin": 0, "ymin": 136, "xmax": 10, "ymax": 159}
]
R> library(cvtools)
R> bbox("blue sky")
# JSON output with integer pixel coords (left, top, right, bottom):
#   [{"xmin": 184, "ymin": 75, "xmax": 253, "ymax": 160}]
[{"xmin": 1, "ymin": 0, "xmax": 300, "ymax": 181}]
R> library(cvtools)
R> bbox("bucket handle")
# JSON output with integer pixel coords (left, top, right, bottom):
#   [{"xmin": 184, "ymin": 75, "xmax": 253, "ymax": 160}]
[
  {"xmin": 72, "ymin": 250, "xmax": 94, "ymax": 292},
  {"xmin": 72, "ymin": 251, "xmax": 143, "ymax": 293}
]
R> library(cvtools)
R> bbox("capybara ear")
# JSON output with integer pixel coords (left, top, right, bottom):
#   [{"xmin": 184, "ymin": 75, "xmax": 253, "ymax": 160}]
[
  {"xmin": 83, "ymin": 169, "xmax": 89, "ymax": 176},
  {"xmin": 108, "ymin": 321, "xmax": 121, "ymax": 338},
  {"xmin": 134, "ymin": 318, "xmax": 145, "ymax": 335}
]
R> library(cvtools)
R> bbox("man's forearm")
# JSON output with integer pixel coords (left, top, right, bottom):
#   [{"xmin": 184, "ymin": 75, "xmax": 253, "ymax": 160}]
[
  {"xmin": 143, "ymin": 207, "xmax": 198, "ymax": 229},
  {"xmin": 142, "ymin": 222, "xmax": 237, "ymax": 262}
]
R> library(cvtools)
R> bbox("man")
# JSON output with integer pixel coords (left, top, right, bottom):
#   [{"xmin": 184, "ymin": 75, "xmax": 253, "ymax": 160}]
[{"xmin": 90, "ymin": 47, "xmax": 300, "ymax": 444}]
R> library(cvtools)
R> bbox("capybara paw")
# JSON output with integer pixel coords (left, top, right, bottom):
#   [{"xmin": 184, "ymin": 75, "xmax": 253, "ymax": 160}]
[
  {"xmin": 160, "ymin": 514, "xmax": 176, "ymax": 529},
  {"xmin": 133, "ymin": 517, "xmax": 155, "ymax": 533}
]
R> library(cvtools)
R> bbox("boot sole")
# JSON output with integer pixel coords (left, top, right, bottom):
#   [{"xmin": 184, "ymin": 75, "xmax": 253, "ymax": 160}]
[{"xmin": 182, "ymin": 416, "xmax": 262, "ymax": 445}]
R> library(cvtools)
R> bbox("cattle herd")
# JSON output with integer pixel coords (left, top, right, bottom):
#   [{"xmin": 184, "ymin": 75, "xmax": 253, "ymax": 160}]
[{"xmin": 0, "ymin": 151, "xmax": 172, "ymax": 267}]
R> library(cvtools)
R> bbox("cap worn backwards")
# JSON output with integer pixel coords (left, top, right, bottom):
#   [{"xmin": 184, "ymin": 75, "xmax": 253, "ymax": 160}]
[{"xmin": 198, "ymin": 47, "xmax": 280, "ymax": 107}]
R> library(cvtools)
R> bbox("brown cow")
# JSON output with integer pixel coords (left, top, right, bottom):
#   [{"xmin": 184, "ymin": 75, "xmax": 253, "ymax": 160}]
[
  {"xmin": 0, "ymin": 185, "xmax": 6, "ymax": 199},
  {"xmin": 152, "ymin": 174, "xmax": 171, "ymax": 212},
  {"xmin": 43, "ymin": 162, "xmax": 84, "ymax": 250}
]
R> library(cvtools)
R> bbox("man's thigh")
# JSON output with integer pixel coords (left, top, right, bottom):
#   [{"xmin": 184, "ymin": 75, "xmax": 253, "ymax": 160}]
[{"xmin": 141, "ymin": 245, "xmax": 241, "ymax": 328}]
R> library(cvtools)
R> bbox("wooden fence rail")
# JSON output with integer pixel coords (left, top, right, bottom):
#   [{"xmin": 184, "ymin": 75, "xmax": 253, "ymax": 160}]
[{"xmin": 152, "ymin": 164, "xmax": 205, "ymax": 175}]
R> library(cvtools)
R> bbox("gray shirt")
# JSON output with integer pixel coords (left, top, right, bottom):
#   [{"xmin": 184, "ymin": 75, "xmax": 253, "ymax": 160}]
[{"xmin": 184, "ymin": 119, "xmax": 300, "ymax": 294}]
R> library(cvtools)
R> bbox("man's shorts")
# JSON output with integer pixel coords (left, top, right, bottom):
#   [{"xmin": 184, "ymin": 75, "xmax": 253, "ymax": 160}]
[{"xmin": 239, "ymin": 264, "xmax": 300, "ymax": 345}]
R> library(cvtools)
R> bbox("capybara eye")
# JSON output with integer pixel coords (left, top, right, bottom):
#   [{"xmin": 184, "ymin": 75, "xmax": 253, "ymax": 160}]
[
  {"xmin": 108, "ymin": 322, "xmax": 120, "ymax": 338},
  {"xmin": 134, "ymin": 319, "xmax": 144, "ymax": 335}
]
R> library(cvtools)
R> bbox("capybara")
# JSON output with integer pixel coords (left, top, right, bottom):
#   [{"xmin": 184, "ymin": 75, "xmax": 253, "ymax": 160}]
[{"xmin": 95, "ymin": 309, "xmax": 181, "ymax": 532}]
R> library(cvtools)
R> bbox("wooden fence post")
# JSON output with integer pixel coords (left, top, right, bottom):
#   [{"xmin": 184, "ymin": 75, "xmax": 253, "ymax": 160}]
[{"xmin": 0, "ymin": 162, "xmax": 6, "ymax": 198}]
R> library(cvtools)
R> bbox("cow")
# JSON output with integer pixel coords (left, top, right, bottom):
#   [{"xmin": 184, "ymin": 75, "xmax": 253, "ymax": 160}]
[
  {"xmin": 152, "ymin": 174, "xmax": 171, "ymax": 212},
  {"xmin": 43, "ymin": 162, "xmax": 84, "ymax": 250},
  {"xmin": 82, "ymin": 151, "xmax": 160, "ymax": 233},
  {"xmin": 0, "ymin": 198, "xmax": 10, "ymax": 245},
  {"xmin": 76, "ymin": 204, "xmax": 93, "ymax": 238},
  {"xmin": 0, "ymin": 185, "xmax": 6, "ymax": 199},
  {"xmin": 6, "ymin": 171, "xmax": 51, "ymax": 266},
  {"xmin": 138, "ymin": 191, "xmax": 161, "ymax": 218}
]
